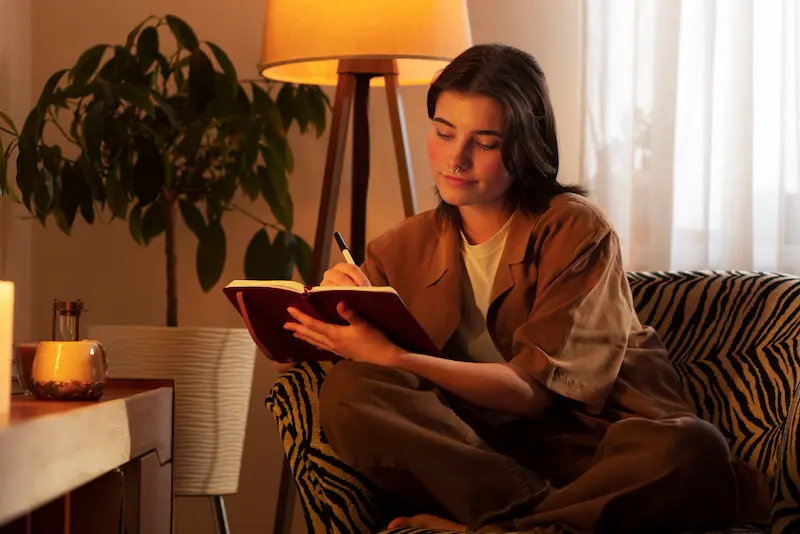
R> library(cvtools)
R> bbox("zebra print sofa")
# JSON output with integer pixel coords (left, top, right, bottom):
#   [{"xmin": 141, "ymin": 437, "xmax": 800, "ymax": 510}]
[{"xmin": 266, "ymin": 271, "xmax": 800, "ymax": 534}]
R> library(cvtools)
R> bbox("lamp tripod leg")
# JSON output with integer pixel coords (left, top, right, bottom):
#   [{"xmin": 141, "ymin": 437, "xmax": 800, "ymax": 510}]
[
  {"xmin": 211, "ymin": 495, "xmax": 229, "ymax": 534},
  {"xmin": 385, "ymin": 73, "xmax": 418, "ymax": 218},
  {"xmin": 310, "ymin": 73, "xmax": 357, "ymax": 284}
]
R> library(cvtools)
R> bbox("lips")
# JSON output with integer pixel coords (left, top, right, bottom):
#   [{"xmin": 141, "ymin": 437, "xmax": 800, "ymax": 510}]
[{"xmin": 443, "ymin": 174, "xmax": 476, "ymax": 187}]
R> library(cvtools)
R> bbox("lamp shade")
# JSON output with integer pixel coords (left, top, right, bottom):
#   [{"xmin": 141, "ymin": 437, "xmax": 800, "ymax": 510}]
[{"xmin": 259, "ymin": 0, "xmax": 472, "ymax": 87}]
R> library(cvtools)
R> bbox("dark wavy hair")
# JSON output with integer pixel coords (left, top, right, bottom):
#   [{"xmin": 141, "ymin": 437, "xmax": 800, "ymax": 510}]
[{"xmin": 428, "ymin": 43, "xmax": 587, "ymax": 227}]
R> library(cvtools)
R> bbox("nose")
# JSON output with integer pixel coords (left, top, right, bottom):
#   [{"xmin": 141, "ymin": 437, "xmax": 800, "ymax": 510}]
[{"xmin": 447, "ymin": 141, "xmax": 472, "ymax": 172}]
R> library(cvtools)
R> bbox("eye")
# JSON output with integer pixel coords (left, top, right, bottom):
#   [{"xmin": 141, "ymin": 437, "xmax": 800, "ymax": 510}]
[
  {"xmin": 477, "ymin": 142, "xmax": 499, "ymax": 151},
  {"xmin": 435, "ymin": 129, "xmax": 453, "ymax": 141}
]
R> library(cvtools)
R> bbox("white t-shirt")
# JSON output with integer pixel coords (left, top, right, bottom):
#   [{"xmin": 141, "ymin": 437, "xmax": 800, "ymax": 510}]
[{"xmin": 453, "ymin": 215, "xmax": 514, "ymax": 363}]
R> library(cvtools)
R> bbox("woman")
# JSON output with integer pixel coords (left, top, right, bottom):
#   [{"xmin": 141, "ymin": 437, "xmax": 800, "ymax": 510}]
[{"xmin": 281, "ymin": 44, "xmax": 771, "ymax": 533}]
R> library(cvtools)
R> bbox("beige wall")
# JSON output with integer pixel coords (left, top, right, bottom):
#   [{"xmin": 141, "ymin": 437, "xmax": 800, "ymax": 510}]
[
  {"xmin": 6, "ymin": 0, "xmax": 582, "ymax": 531},
  {"xmin": 0, "ymin": 0, "xmax": 33, "ymax": 340}
]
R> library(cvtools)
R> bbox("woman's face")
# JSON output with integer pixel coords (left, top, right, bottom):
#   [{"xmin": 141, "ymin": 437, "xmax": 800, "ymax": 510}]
[{"xmin": 426, "ymin": 91, "xmax": 512, "ymax": 211}]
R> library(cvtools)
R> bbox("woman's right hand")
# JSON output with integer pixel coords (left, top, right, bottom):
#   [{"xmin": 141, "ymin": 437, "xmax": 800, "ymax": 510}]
[{"xmin": 320, "ymin": 263, "xmax": 372, "ymax": 287}]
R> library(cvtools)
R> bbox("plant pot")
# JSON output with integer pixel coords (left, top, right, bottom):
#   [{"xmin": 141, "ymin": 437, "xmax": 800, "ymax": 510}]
[{"xmin": 88, "ymin": 325, "xmax": 256, "ymax": 496}]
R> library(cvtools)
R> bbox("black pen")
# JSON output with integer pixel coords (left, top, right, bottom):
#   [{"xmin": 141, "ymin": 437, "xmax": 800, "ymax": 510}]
[{"xmin": 333, "ymin": 232, "xmax": 356, "ymax": 265}]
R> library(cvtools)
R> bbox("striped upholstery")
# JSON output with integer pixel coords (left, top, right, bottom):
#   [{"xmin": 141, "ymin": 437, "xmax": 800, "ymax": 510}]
[{"xmin": 266, "ymin": 271, "xmax": 800, "ymax": 534}]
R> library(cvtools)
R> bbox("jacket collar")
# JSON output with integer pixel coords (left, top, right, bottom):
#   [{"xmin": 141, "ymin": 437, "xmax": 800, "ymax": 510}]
[
  {"xmin": 425, "ymin": 209, "xmax": 541, "ymax": 289},
  {"xmin": 420, "ymin": 209, "xmax": 541, "ymax": 350}
]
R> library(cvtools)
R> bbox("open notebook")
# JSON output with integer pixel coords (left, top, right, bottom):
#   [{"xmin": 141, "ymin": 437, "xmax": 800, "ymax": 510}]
[{"xmin": 223, "ymin": 280, "xmax": 442, "ymax": 363}]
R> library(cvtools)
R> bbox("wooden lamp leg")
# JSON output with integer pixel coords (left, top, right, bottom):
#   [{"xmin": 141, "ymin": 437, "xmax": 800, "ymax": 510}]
[
  {"xmin": 350, "ymin": 75, "xmax": 371, "ymax": 265},
  {"xmin": 309, "ymin": 72, "xmax": 357, "ymax": 284},
  {"xmin": 385, "ymin": 73, "xmax": 418, "ymax": 218}
]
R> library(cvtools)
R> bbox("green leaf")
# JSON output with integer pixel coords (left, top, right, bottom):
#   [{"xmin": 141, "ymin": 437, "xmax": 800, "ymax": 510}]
[
  {"xmin": 0, "ymin": 141, "xmax": 7, "ymax": 195},
  {"xmin": 205, "ymin": 42, "xmax": 237, "ymax": 100},
  {"xmin": 147, "ymin": 87, "xmax": 179, "ymax": 129},
  {"xmin": 179, "ymin": 199, "xmax": 206, "ymax": 240},
  {"xmin": 196, "ymin": 218, "xmax": 226, "ymax": 291},
  {"xmin": 129, "ymin": 204, "xmax": 143, "ymax": 244},
  {"xmin": 70, "ymin": 45, "xmax": 107, "ymax": 88},
  {"xmin": 59, "ymin": 81, "xmax": 101, "ymax": 100},
  {"xmin": 244, "ymin": 228, "xmax": 271, "ymax": 280},
  {"xmin": 125, "ymin": 15, "xmax": 156, "ymax": 49},
  {"xmin": 0, "ymin": 111, "xmax": 18, "ymax": 135},
  {"xmin": 40, "ymin": 145, "xmax": 62, "ymax": 180},
  {"xmin": 16, "ymin": 111, "xmax": 41, "ymax": 210},
  {"xmin": 258, "ymin": 165, "xmax": 293, "ymax": 230},
  {"xmin": 270, "ymin": 230, "xmax": 296, "ymax": 280},
  {"xmin": 293, "ymin": 86, "xmax": 312, "ymax": 134},
  {"xmin": 268, "ymin": 137, "xmax": 293, "ymax": 174},
  {"xmin": 294, "ymin": 235, "xmax": 312, "ymax": 284},
  {"xmin": 307, "ymin": 86, "xmax": 327, "ymax": 138},
  {"xmin": 315, "ymin": 85, "xmax": 332, "ymax": 109},
  {"xmin": 136, "ymin": 26, "xmax": 159, "ymax": 71},
  {"xmin": 177, "ymin": 118, "xmax": 208, "ymax": 162},
  {"xmin": 263, "ymin": 143, "xmax": 288, "ymax": 202},
  {"xmin": 83, "ymin": 100, "xmax": 106, "ymax": 163},
  {"xmin": 116, "ymin": 82, "xmax": 155, "ymax": 117},
  {"xmin": 33, "ymin": 171, "xmax": 53, "ymax": 224},
  {"xmin": 241, "ymin": 169, "xmax": 260, "ymax": 201},
  {"xmin": 53, "ymin": 208, "xmax": 71, "ymax": 236},
  {"xmin": 232, "ymin": 83, "xmax": 251, "ymax": 116},
  {"xmin": 242, "ymin": 120, "xmax": 261, "ymax": 170},
  {"xmin": 78, "ymin": 155, "xmax": 104, "ymax": 206},
  {"xmin": 96, "ymin": 47, "xmax": 136, "ymax": 85},
  {"xmin": 188, "ymin": 49, "xmax": 216, "ymax": 113},
  {"xmin": 141, "ymin": 201, "xmax": 164, "ymax": 244},
  {"xmin": 36, "ymin": 69, "xmax": 68, "ymax": 111},
  {"xmin": 166, "ymin": 15, "xmax": 199, "ymax": 52},
  {"xmin": 263, "ymin": 97, "xmax": 286, "ymax": 140},
  {"xmin": 133, "ymin": 139, "xmax": 165, "ymax": 206},
  {"xmin": 80, "ymin": 196, "xmax": 95, "ymax": 224},
  {"xmin": 251, "ymin": 83, "xmax": 268, "ymax": 110},
  {"xmin": 276, "ymin": 84, "xmax": 294, "ymax": 132},
  {"xmin": 59, "ymin": 162, "xmax": 83, "ymax": 227},
  {"xmin": 105, "ymin": 174, "xmax": 128, "ymax": 220}
]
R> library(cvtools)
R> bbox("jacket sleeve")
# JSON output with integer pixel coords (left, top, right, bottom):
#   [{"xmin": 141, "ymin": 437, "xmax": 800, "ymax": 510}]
[
  {"xmin": 360, "ymin": 240, "xmax": 390, "ymax": 287},
  {"xmin": 508, "ymin": 202, "xmax": 634, "ymax": 411}
]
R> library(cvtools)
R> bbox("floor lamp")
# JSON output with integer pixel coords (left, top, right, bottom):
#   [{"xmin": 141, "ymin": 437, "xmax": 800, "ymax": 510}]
[{"xmin": 259, "ymin": 1, "xmax": 472, "ymax": 532}]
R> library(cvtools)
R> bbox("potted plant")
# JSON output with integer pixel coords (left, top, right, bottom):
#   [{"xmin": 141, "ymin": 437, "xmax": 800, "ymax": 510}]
[{"xmin": 0, "ymin": 15, "xmax": 329, "ymax": 499}]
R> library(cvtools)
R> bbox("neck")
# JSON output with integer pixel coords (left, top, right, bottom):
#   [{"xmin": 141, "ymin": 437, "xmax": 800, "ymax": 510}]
[{"xmin": 459, "ymin": 203, "xmax": 514, "ymax": 245}]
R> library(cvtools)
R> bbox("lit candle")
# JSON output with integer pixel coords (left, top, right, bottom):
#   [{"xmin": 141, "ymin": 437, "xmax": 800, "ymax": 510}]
[{"xmin": 0, "ymin": 281, "xmax": 14, "ymax": 414}]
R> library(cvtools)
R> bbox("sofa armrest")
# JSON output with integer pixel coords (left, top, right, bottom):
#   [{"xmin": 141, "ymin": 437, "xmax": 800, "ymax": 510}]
[
  {"xmin": 771, "ymin": 380, "xmax": 800, "ymax": 533},
  {"xmin": 265, "ymin": 362, "xmax": 391, "ymax": 534}
]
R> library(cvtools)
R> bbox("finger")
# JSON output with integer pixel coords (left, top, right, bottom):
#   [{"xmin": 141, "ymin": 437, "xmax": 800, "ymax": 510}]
[
  {"xmin": 286, "ymin": 307, "xmax": 334, "ymax": 337},
  {"xmin": 321, "ymin": 269, "xmax": 355, "ymax": 287},
  {"xmin": 333, "ymin": 263, "xmax": 371, "ymax": 287},
  {"xmin": 284, "ymin": 321, "xmax": 331, "ymax": 347},
  {"xmin": 337, "ymin": 302, "xmax": 365, "ymax": 326},
  {"xmin": 387, "ymin": 518, "xmax": 409, "ymax": 529}
]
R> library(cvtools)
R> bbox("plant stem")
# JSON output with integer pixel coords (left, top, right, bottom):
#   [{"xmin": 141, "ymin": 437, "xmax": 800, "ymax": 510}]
[
  {"xmin": 164, "ymin": 197, "xmax": 178, "ymax": 327},
  {"xmin": 230, "ymin": 203, "xmax": 281, "ymax": 231},
  {"xmin": 0, "ymin": 126, "xmax": 15, "ymax": 136}
]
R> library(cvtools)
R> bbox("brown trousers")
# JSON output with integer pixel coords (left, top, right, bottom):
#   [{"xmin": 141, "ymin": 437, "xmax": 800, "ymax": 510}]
[{"xmin": 318, "ymin": 361, "xmax": 772, "ymax": 533}]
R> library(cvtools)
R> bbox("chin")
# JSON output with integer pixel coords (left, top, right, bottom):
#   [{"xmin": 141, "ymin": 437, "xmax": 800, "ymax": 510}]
[{"xmin": 435, "ymin": 186, "xmax": 473, "ymax": 207}]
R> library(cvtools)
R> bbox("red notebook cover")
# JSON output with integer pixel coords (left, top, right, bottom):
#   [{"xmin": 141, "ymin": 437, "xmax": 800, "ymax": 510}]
[{"xmin": 222, "ymin": 281, "xmax": 443, "ymax": 363}]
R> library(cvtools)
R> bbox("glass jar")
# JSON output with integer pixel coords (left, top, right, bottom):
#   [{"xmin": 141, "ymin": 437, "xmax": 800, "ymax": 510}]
[{"xmin": 31, "ymin": 340, "xmax": 108, "ymax": 401}]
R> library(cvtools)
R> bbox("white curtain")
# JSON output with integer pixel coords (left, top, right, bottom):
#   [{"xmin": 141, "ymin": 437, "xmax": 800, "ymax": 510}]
[{"xmin": 582, "ymin": 0, "xmax": 800, "ymax": 274}]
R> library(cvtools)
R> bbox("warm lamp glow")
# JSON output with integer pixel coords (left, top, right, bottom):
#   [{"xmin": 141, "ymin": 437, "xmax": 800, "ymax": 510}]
[
  {"xmin": 0, "ymin": 281, "xmax": 14, "ymax": 415},
  {"xmin": 259, "ymin": 0, "xmax": 473, "ymax": 86}
]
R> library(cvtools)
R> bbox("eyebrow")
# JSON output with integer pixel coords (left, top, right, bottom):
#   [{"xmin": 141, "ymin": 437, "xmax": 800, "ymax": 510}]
[{"xmin": 433, "ymin": 117, "xmax": 502, "ymax": 137}]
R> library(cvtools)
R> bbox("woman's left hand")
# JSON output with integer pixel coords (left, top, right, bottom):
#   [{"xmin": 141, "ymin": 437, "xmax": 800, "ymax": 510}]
[{"xmin": 284, "ymin": 303, "xmax": 402, "ymax": 367}]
